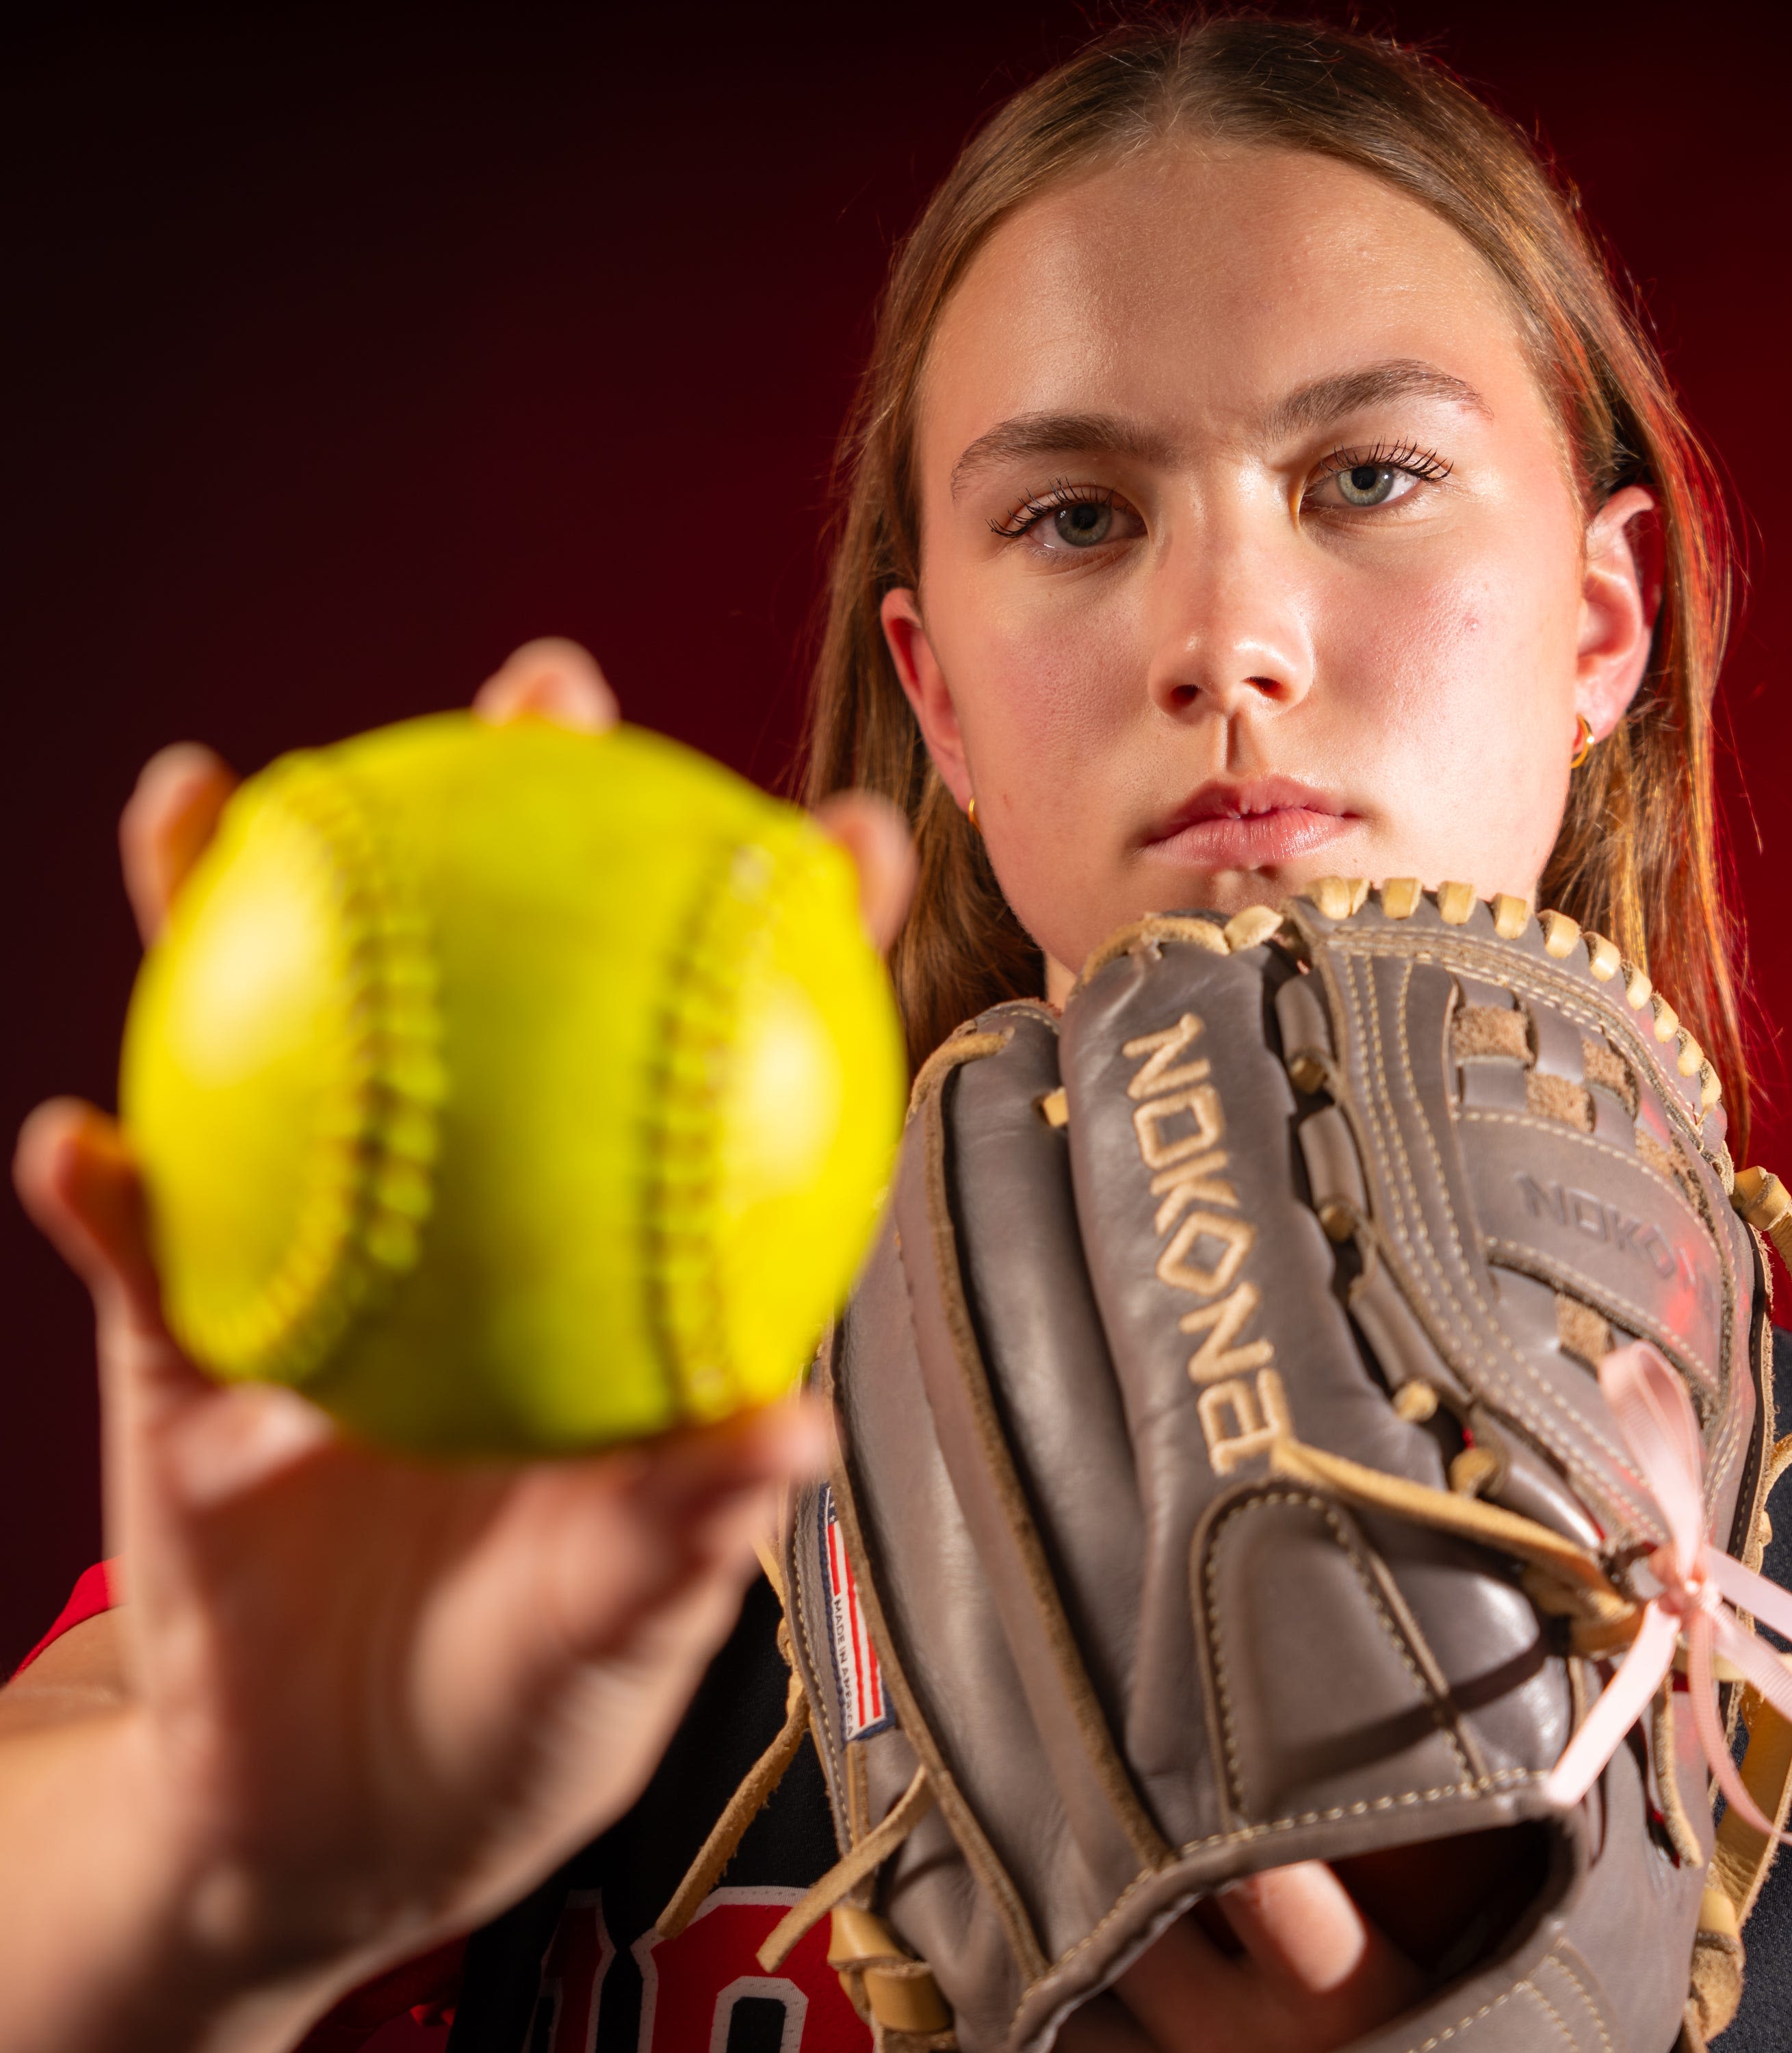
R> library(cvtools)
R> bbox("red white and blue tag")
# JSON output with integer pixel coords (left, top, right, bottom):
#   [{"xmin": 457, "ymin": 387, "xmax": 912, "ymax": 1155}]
[{"xmin": 818, "ymin": 1484, "xmax": 892, "ymax": 1742}]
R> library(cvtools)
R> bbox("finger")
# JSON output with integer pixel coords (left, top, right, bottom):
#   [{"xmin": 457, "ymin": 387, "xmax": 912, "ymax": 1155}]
[
  {"xmin": 1221, "ymin": 1861, "xmax": 1420, "ymax": 2015},
  {"xmin": 1220, "ymin": 1861, "xmax": 1370, "ymax": 1992},
  {"xmin": 813, "ymin": 791, "xmax": 916, "ymax": 951},
  {"xmin": 120, "ymin": 743, "xmax": 237, "ymax": 944},
  {"xmin": 629, "ymin": 1397, "xmax": 833, "ymax": 1521},
  {"xmin": 473, "ymin": 638, "xmax": 619, "ymax": 733},
  {"xmin": 576, "ymin": 1398, "xmax": 831, "ymax": 1591},
  {"xmin": 1108, "ymin": 1904, "xmax": 1243, "ymax": 2046},
  {"xmin": 509, "ymin": 1399, "xmax": 833, "ymax": 1664},
  {"xmin": 13, "ymin": 1100, "xmax": 164, "ymax": 1326}
]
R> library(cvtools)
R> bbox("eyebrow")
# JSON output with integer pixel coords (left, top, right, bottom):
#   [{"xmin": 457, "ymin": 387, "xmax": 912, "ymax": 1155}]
[
  {"xmin": 947, "ymin": 360, "xmax": 1488, "ymax": 500},
  {"xmin": 949, "ymin": 411, "xmax": 1177, "ymax": 499},
  {"xmin": 1262, "ymin": 358, "xmax": 1491, "ymax": 441}
]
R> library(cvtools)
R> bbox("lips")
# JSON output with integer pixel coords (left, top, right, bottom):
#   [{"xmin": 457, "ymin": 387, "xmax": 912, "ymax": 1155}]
[{"xmin": 1140, "ymin": 776, "xmax": 1356, "ymax": 869}]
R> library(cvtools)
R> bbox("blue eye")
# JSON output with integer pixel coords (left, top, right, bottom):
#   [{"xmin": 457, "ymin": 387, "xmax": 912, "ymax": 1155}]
[
  {"xmin": 1053, "ymin": 500, "xmax": 1113, "ymax": 546},
  {"xmin": 989, "ymin": 481, "xmax": 1145, "ymax": 552},
  {"xmin": 1310, "ymin": 441, "xmax": 1451, "ymax": 513}
]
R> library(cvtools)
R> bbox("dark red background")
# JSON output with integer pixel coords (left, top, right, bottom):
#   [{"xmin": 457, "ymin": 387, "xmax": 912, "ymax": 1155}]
[{"xmin": 6, "ymin": 1, "xmax": 1791, "ymax": 1666}]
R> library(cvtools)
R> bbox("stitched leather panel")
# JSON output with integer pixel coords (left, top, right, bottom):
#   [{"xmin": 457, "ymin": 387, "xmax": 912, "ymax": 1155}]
[
  {"xmin": 1197, "ymin": 1490, "xmax": 1480, "ymax": 1824},
  {"xmin": 1059, "ymin": 934, "xmax": 1452, "ymax": 1817},
  {"xmin": 1460, "ymin": 1109, "xmax": 1722, "ymax": 1394},
  {"xmin": 828, "ymin": 1218, "xmax": 1064, "ymax": 1972},
  {"xmin": 946, "ymin": 1007, "xmax": 1146, "ymax": 1766},
  {"xmin": 896, "ymin": 1066, "xmax": 1156, "ymax": 1937},
  {"xmin": 1290, "ymin": 894, "xmax": 1754, "ymax": 1556}
]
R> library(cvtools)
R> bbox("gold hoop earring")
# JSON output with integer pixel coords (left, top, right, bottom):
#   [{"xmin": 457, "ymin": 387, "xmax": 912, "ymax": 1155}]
[
  {"xmin": 967, "ymin": 796, "xmax": 981, "ymax": 835},
  {"xmin": 1570, "ymin": 715, "xmax": 1593, "ymax": 771}
]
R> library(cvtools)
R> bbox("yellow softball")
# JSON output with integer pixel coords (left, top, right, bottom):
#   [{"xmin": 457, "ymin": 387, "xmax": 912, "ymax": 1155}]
[{"xmin": 119, "ymin": 712, "xmax": 906, "ymax": 1456}]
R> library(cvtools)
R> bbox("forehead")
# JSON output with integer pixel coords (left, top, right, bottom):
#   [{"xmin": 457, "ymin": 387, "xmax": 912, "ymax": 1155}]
[{"xmin": 919, "ymin": 142, "xmax": 1537, "ymax": 464}]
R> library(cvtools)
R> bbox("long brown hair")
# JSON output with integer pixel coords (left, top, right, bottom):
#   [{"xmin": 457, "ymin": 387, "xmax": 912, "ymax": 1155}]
[{"xmin": 800, "ymin": 13, "xmax": 1748, "ymax": 1152}]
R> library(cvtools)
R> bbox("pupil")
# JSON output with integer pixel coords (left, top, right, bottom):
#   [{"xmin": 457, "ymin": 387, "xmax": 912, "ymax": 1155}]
[
  {"xmin": 1054, "ymin": 500, "xmax": 1111, "ymax": 545},
  {"xmin": 1350, "ymin": 465, "xmax": 1381, "ymax": 492}
]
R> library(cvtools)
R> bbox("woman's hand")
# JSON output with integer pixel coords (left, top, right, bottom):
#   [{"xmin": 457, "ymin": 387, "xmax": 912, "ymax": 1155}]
[
  {"xmin": 1059, "ymin": 1863, "xmax": 1423, "ymax": 2053},
  {"xmin": 5, "ymin": 640, "xmax": 915, "ymax": 2053}
]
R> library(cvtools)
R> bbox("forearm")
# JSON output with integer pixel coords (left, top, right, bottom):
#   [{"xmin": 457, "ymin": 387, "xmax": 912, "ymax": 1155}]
[{"xmin": 0, "ymin": 1709, "xmax": 342, "ymax": 2053}]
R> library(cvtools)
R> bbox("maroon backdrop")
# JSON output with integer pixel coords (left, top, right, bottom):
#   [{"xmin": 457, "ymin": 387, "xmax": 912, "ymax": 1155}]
[{"xmin": 6, "ymin": 1, "xmax": 1791, "ymax": 1667}]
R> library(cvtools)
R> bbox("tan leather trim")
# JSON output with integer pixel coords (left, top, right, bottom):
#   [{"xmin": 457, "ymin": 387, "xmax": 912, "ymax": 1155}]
[
  {"xmin": 1713, "ymin": 1686, "xmax": 1792, "ymax": 1924},
  {"xmin": 909, "ymin": 1027, "xmax": 1013, "ymax": 1120},
  {"xmin": 1687, "ymin": 1896, "xmax": 1744, "ymax": 2041},
  {"xmin": 1299, "ymin": 904, "xmax": 1720, "ymax": 1159},
  {"xmin": 1555, "ymin": 1294, "xmax": 1613, "ymax": 1372},
  {"xmin": 1527, "ymin": 1070, "xmax": 1596, "ymax": 1133},
  {"xmin": 1706, "ymin": 1249, "xmax": 1792, "ymax": 1936},
  {"xmin": 1742, "ymin": 1257, "xmax": 1790, "ymax": 1577},
  {"xmin": 1453, "ymin": 1005, "xmax": 1529, "ymax": 1064},
  {"xmin": 656, "ymin": 1673, "xmax": 811, "ymax": 1939},
  {"xmin": 758, "ymin": 1764, "xmax": 937, "ymax": 1972},
  {"xmin": 1075, "ymin": 913, "xmax": 1228, "ymax": 987},
  {"xmin": 1650, "ymin": 1690, "xmax": 1706, "ymax": 1872},
  {"xmin": 827, "ymin": 1910, "xmax": 955, "ymax": 2035},
  {"xmin": 1266, "ymin": 1436, "xmax": 1631, "ymax": 1629}
]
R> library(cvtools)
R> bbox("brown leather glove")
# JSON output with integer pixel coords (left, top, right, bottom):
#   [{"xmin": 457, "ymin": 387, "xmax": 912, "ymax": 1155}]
[{"xmin": 778, "ymin": 884, "xmax": 1780, "ymax": 2053}]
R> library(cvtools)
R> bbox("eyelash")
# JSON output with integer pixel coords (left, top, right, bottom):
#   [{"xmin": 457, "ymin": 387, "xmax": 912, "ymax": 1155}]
[
  {"xmin": 1311, "ymin": 440, "xmax": 1453, "ymax": 491},
  {"xmin": 988, "ymin": 441, "xmax": 1453, "ymax": 542},
  {"xmin": 987, "ymin": 478, "xmax": 1117, "ymax": 539}
]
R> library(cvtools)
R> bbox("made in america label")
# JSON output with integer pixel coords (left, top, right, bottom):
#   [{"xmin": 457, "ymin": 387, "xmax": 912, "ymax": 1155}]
[{"xmin": 818, "ymin": 1484, "xmax": 892, "ymax": 1742}]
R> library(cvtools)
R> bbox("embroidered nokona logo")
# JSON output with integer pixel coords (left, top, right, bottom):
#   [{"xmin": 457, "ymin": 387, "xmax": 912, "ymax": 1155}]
[
  {"xmin": 818, "ymin": 1484, "xmax": 892, "ymax": 1741},
  {"xmin": 1123, "ymin": 1011, "xmax": 1290, "ymax": 1473}
]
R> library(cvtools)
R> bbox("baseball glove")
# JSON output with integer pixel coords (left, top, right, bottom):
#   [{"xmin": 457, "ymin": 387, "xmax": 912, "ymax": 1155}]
[{"xmin": 668, "ymin": 882, "xmax": 1792, "ymax": 2053}]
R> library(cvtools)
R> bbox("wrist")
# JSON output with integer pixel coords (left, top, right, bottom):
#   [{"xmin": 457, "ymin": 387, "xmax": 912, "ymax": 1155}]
[{"xmin": 0, "ymin": 1707, "xmax": 356, "ymax": 2053}]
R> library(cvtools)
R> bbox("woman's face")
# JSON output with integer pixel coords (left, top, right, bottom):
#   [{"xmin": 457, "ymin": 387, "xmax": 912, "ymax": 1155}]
[{"xmin": 883, "ymin": 144, "xmax": 1654, "ymax": 998}]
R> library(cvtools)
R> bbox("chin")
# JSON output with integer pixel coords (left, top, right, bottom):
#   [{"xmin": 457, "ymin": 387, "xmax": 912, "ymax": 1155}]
[{"xmin": 1131, "ymin": 869, "xmax": 1316, "ymax": 922}]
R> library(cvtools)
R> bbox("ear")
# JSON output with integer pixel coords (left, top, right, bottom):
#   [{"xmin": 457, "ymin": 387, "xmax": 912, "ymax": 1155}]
[
  {"xmin": 881, "ymin": 588, "xmax": 973, "ymax": 808},
  {"xmin": 1576, "ymin": 485, "xmax": 1659, "ymax": 743}
]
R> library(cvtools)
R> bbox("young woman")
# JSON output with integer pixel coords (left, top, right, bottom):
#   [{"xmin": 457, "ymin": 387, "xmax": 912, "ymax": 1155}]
[{"xmin": 3, "ymin": 14, "xmax": 1780, "ymax": 2053}]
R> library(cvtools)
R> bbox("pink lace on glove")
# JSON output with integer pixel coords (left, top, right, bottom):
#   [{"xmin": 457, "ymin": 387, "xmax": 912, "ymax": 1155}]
[{"xmin": 1544, "ymin": 1341, "xmax": 1792, "ymax": 1837}]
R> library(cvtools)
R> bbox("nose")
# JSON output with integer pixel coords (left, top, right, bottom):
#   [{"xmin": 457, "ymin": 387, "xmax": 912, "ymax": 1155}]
[{"xmin": 1143, "ymin": 513, "xmax": 1315, "ymax": 722}]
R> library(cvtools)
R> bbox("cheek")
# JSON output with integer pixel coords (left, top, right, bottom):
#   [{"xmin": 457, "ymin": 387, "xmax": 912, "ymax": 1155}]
[
  {"xmin": 1317, "ymin": 513, "xmax": 1584, "ymax": 888},
  {"xmin": 918, "ymin": 554, "xmax": 1155, "ymax": 963},
  {"xmin": 928, "ymin": 559, "xmax": 1147, "ymax": 781}
]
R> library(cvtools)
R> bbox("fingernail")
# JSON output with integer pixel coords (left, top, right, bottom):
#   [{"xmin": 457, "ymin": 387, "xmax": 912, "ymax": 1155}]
[{"xmin": 749, "ymin": 1399, "xmax": 832, "ymax": 1475}]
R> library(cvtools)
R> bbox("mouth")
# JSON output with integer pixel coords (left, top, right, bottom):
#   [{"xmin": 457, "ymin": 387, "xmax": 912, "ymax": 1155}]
[{"xmin": 1139, "ymin": 776, "xmax": 1357, "ymax": 869}]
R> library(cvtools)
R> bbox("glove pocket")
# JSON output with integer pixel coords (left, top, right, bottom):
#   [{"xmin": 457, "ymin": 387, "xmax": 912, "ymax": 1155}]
[{"xmin": 1190, "ymin": 1484, "xmax": 1574, "ymax": 1859}]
